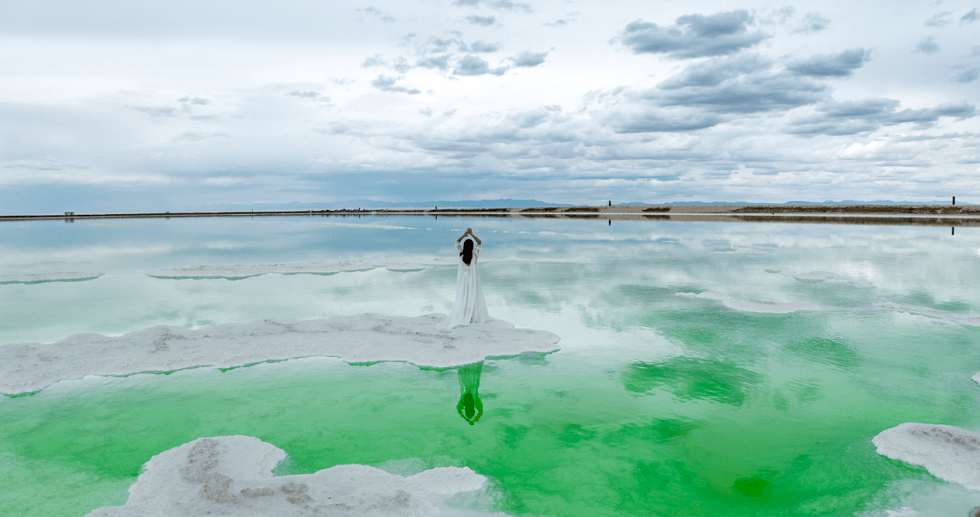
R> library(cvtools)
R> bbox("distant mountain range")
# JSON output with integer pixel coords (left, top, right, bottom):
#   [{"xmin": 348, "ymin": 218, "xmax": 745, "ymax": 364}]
[{"xmin": 208, "ymin": 198, "xmax": 970, "ymax": 210}]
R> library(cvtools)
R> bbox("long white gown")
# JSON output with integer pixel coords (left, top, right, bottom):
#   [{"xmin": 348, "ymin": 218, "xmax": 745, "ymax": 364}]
[{"xmin": 441, "ymin": 241, "xmax": 490, "ymax": 328}]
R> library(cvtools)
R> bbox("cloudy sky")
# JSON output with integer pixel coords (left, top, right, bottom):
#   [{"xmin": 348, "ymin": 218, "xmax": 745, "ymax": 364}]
[{"xmin": 1, "ymin": 0, "xmax": 978, "ymax": 213}]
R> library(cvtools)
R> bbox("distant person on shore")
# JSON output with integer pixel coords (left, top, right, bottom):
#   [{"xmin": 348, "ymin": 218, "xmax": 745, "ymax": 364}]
[{"xmin": 440, "ymin": 228, "xmax": 490, "ymax": 328}]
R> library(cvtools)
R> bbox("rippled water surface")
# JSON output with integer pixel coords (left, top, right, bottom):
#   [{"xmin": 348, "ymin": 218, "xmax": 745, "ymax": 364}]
[{"xmin": 1, "ymin": 216, "xmax": 979, "ymax": 516}]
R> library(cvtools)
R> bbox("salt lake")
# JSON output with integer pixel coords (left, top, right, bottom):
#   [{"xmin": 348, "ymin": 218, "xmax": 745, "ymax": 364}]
[{"xmin": 1, "ymin": 215, "xmax": 978, "ymax": 516}]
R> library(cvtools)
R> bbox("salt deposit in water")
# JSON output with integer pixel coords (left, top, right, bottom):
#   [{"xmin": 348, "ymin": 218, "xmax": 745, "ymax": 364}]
[
  {"xmin": 763, "ymin": 268, "xmax": 840, "ymax": 283},
  {"xmin": 791, "ymin": 270, "xmax": 838, "ymax": 283},
  {"xmin": 879, "ymin": 304, "xmax": 980, "ymax": 328},
  {"xmin": 713, "ymin": 247, "xmax": 764, "ymax": 255},
  {"xmin": 872, "ymin": 422, "xmax": 980, "ymax": 491},
  {"xmin": 0, "ymin": 314, "xmax": 561, "ymax": 394},
  {"xmin": 146, "ymin": 260, "xmax": 454, "ymax": 280},
  {"xmin": 0, "ymin": 272, "xmax": 104, "ymax": 285},
  {"xmin": 86, "ymin": 435, "xmax": 487, "ymax": 517},
  {"xmin": 676, "ymin": 290, "xmax": 815, "ymax": 314},
  {"xmin": 856, "ymin": 478, "xmax": 980, "ymax": 517}
]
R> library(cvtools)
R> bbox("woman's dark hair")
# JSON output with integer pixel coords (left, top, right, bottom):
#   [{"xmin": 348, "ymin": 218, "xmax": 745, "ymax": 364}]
[{"xmin": 460, "ymin": 239, "xmax": 474, "ymax": 265}]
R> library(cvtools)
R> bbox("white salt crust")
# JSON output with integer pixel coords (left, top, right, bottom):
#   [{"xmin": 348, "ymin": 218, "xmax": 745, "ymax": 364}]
[
  {"xmin": 0, "ymin": 272, "xmax": 104, "ymax": 284},
  {"xmin": 147, "ymin": 257, "xmax": 592, "ymax": 280},
  {"xmin": 0, "ymin": 314, "xmax": 561, "ymax": 394},
  {"xmin": 146, "ymin": 260, "xmax": 454, "ymax": 280},
  {"xmin": 492, "ymin": 257, "xmax": 593, "ymax": 264},
  {"xmin": 764, "ymin": 268, "xmax": 842, "ymax": 283},
  {"xmin": 86, "ymin": 435, "xmax": 487, "ymax": 517},
  {"xmin": 872, "ymin": 423, "xmax": 980, "ymax": 491},
  {"xmin": 676, "ymin": 290, "xmax": 815, "ymax": 314},
  {"xmin": 879, "ymin": 304, "xmax": 980, "ymax": 328},
  {"xmin": 713, "ymin": 247, "xmax": 764, "ymax": 255},
  {"xmin": 854, "ymin": 479, "xmax": 980, "ymax": 517},
  {"xmin": 974, "ymin": 372, "xmax": 979, "ymax": 387},
  {"xmin": 789, "ymin": 270, "xmax": 838, "ymax": 282}
]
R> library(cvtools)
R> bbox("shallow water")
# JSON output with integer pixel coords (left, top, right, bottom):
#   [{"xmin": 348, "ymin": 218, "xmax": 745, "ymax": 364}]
[{"xmin": 1, "ymin": 216, "xmax": 979, "ymax": 516}]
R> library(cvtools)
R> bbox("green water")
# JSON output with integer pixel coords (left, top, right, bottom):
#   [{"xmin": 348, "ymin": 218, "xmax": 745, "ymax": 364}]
[{"xmin": 1, "ymin": 217, "xmax": 979, "ymax": 516}]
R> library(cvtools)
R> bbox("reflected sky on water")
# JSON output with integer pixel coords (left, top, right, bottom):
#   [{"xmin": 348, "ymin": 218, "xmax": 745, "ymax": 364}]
[{"xmin": 1, "ymin": 216, "xmax": 979, "ymax": 517}]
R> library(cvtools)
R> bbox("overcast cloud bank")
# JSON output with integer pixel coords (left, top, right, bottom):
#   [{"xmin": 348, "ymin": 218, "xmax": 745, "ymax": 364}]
[{"xmin": 1, "ymin": 0, "xmax": 977, "ymax": 213}]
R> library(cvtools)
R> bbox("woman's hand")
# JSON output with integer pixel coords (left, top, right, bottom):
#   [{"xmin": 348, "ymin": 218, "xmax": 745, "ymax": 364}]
[{"xmin": 457, "ymin": 228, "xmax": 480, "ymax": 244}]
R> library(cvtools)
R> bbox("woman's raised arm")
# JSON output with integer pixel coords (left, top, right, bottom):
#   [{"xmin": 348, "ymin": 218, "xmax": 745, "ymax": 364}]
[{"xmin": 466, "ymin": 228, "xmax": 482, "ymax": 245}]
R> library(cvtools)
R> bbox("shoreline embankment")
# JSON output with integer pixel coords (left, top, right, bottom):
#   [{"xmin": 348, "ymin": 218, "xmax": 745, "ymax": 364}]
[{"xmin": 2, "ymin": 204, "xmax": 979, "ymax": 227}]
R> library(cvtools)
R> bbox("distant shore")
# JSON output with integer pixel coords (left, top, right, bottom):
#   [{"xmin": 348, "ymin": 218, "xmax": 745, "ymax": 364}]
[{"xmin": 2, "ymin": 204, "xmax": 979, "ymax": 227}]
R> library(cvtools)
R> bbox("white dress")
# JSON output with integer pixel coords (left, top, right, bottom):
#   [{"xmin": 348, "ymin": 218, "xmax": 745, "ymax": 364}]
[{"xmin": 442, "ymin": 241, "xmax": 490, "ymax": 328}]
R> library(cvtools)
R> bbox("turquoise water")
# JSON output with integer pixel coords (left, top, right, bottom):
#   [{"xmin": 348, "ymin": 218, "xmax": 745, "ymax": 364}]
[{"xmin": 1, "ymin": 216, "xmax": 979, "ymax": 516}]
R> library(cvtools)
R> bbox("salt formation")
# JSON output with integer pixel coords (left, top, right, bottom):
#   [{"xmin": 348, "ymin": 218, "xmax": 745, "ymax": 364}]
[
  {"xmin": 713, "ymin": 247, "xmax": 764, "ymax": 255},
  {"xmin": 857, "ymin": 479, "xmax": 980, "ymax": 517},
  {"xmin": 872, "ymin": 423, "xmax": 980, "ymax": 491},
  {"xmin": 879, "ymin": 304, "xmax": 980, "ymax": 328},
  {"xmin": 86, "ymin": 435, "xmax": 487, "ymax": 516},
  {"xmin": 973, "ymin": 372, "xmax": 979, "ymax": 387},
  {"xmin": 790, "ymin": 270, "xmax": 838, "ymax": 283},
  {"xmin": 676, "ymin": 290, "xmax": 814, "ymax": 314},
  {"xmin": 0, "ymin": 272, "xmax": 103, "ymax": 284},
  {"xmin": 147, "ymin": 256, "xmax": 591, "ymax": 280},
  {"xmin": 764, "ymin": 268, "xmax": 841, "ymax": 283},
  {"xmin": 147, "ymin": 260, "xmax": 453, "ymax": 280},
  {"xmin": 0, "ymin": 314, "xmax": 561, "ymax": 394}
]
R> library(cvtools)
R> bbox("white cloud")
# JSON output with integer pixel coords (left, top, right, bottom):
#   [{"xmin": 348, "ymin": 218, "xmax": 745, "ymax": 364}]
[
  {"xmin": 793, "ymin": 12, "xmax": 830, "ymax": 33},
  {"xmin": 619, "ymin": 10, "xmax": 766, "ymax": 59},
  {"xmin": 915, "ymin": 36, "xmax": 940, "ymax": 55},
  {"xmin": 371, "ymin": 74, "xmax": 422, "ymax": 94},
  {"xmin": 466, "ymin": 15, "xmax": 496, "ymax": 26},
  {"xmin": 511, "ymin": 50, "xmax": 549, "ymax": 67},
  {"xmin": 453, "ymin": 55, "xmax": 508, "ymax": 75},
  {"xmin": 0, "ymin": 0, "xmax": 977, "ymax": 210},
  {"xmin": 962, "ymin": 8, "xmax": 979, "ymax": 25},
  {"xmin": 357, "ymin": 6, "xmax": 396, "ymax": 23}
]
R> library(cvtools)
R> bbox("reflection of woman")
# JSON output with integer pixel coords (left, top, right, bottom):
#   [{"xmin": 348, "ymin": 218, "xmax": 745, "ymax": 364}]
[
  {"xmin": 456, "ymin": 361, "xmax": 484, "ymax": 425},
  {"xmin": 442, "ymin": 228, "xmax": 490, "ymax": 328}
]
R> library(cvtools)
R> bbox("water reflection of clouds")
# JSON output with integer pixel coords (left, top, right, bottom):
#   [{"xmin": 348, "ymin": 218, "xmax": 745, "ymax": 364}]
[
  {"xmin": 313, "ymin": 222, "xmax": 417, "ymax": 230},
  {"xmin": 676, "ymin": 291, "xmax": 815, "ymax": 314},
  {"xmin": 3, "ymin": 217, "xmax": 978, "ymax": 517},
  {"xmin": 505, "ymin": 223, "xmax": 977, "ymax": 313},
  {"xmin": 0, "ymin": 245, "xmax": 178, "ymax": 273},
  {"xmin": 204, "ymin": 240, "xmax": 248, "ymax": 250},
  {"xmin": 3, "ymin": 216, "xmax": 978, "ymax": 344}
]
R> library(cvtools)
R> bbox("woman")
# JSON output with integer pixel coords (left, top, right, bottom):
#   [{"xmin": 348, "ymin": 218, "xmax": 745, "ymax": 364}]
[{"xmin": 441, "ymin": 228, "xmax": 490, "ymax": 328}]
